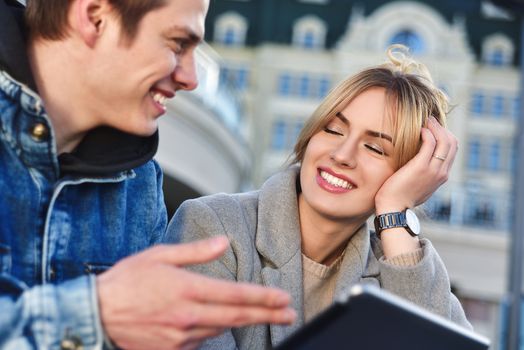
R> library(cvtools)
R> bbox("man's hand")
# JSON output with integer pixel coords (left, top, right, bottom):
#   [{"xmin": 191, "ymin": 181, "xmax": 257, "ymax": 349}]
[{"xmin": 97, "ymin": 236, "xmax": 296, "ymax": 350}]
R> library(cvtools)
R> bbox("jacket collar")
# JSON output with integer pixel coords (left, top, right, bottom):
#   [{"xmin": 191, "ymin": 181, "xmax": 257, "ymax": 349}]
[{"xmin": 0, "ymin": 0, "xmax": 159, "ymax": 176}]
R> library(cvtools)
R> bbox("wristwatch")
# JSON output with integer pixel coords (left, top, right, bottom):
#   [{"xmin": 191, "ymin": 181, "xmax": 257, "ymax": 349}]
[{"xmin": 373, "ymin": 209, "xmax": 421, "ymax": 237}]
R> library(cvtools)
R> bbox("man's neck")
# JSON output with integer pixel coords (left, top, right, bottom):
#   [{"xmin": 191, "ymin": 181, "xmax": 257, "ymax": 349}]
[{"xmin": 28, "ymin": 39, "xmax": 92, "ymax": 154}]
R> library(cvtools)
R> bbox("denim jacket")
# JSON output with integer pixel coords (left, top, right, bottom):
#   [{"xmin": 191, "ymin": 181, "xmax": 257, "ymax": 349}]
[{"xmin": 0, "ymin": 69, "xmax": 168, "ymax": 349}]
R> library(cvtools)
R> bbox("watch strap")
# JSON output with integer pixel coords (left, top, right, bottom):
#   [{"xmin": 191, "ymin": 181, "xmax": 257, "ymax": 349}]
[{"xmin": 374, "ymin": 212, "xmax": 407, "ymax": 232}]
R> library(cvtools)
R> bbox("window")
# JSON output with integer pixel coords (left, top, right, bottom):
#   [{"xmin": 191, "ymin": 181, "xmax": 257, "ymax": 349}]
[
  {"xmin": 488, "ymin": 141, "xmax": 500, "ymax": 171},
  {"xmin": 492, "ymin": 95, "xmax": 505, "ymax": 117},
  {"xmin": 510, "ymin": 144, "xmax": 516, "ymax": 173},
  {"xmin": 488, "ymin": 49, "xmax": 505, "ymax": 66},
  {"xmin": 468, "ymin": 140, "xmax": 481, "ymax": 170},
  {"xmin": 271, "ymin": 118, "xmax": 305, "ymax": 151},
  {"xmin": 221, "ymin": 66, "xmax": 250, "ymax": 91},
  {"xmin": 318, "ymin": 77, "xmax": 331, "ymax": 98},
  {"xmin": 513, "ymin": 97, "xmax": 521, "ymax": 120},
  {"xmin": 276, "ymin": 73, "xmax": 330, "ymax": 100},
  {"xmin": 293, "ymin": 121, "xmax": 304, "ymax": 145},
  {"xmin": 388, "ymin": 30, "xmax": 425, "ymax": 55},
  {"xmin": 302, "ymin": 31, "xmax": 317, "ymax": 49},
  {"xmin": 299, "ymin": 75, "xmax": 310, "ymax": 97},
  {"xmin": 271, "ymin": 121, "xmax": 287, "ymax": 150},
  {"xmin": 223, "ymin": 28, "xmax": 237, "ymax": 46},
  {"xmin": 236, "ymin": 69, "xmax": 248, "ymax": 90},
  {"xmin": 292, "ymin": 16, "xmax": 327, "ymax": 49},
  {"xmin": 214, "ymin": 12, "xmax": 248, "ymax": 47},
  {"xmin": 278, "ymin": 74, "xmax": 292, "ymax": 96},
  {"xmin": 471, "ymin": 92, "xmax": 485, "ymax": 115},
  {"xmin": 482, "ymin": 34, "xmax": 514, "ymax": 67},
  {"xmin": 473, "ymin": 203, "xmax": 495, "ymax": 226}
]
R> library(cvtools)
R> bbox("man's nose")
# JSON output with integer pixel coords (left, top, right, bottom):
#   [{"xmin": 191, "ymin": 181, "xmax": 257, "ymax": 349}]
[{"xmin": 173, "ymin": 54, "xmax": 198, "ymax": 91}]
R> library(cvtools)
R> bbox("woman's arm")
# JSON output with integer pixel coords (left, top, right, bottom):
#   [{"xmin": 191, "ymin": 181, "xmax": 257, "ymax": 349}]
[
  {"xmin": 374, "ymin": 116, "xmax": 458, "ymax": 258},
  {"xmin": 376, "ymin": 237, "xmax": 472, "ymax": 329},
  {"xmin": 372, "ymin": 117, "xmax": 470, "ymax": 328}
]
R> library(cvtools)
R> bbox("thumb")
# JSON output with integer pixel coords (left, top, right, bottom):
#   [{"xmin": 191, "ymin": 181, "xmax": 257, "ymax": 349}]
[{"xmin": 145, "ymin": 236, "xmax": 230, "ymax": 266}]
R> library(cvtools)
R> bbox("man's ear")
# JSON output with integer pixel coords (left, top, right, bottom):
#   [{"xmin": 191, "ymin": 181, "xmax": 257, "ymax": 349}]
[{"xmin": 72, "ymin": 0, "xmax": 111, "ymax": 47}]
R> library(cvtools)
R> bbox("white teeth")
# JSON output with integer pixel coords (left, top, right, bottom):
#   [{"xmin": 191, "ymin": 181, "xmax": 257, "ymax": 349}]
[
  {"xmin": 320, "ymin": 170, "xmax": 353, "ymax": 189},
  {"xmin": 152, "ymin": 92, "xmax": 167, "ymax": 107}
]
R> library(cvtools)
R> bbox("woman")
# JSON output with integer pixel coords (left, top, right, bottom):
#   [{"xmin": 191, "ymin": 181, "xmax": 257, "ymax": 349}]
[{"xmin": 166, "ymin": 45, "xmax": 471, "ymax": 349}]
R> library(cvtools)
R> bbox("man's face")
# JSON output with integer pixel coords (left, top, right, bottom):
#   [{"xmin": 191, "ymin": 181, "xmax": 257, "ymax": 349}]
[{"xmin": 84, "ymin": 0, "xmax": 209, "ymax": 136}]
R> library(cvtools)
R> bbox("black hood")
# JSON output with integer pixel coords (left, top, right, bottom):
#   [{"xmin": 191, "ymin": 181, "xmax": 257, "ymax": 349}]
[
  {"xmin": 0, "ymin": 0, "xmax": 159, "ymax": 176},
  {"xmin": 0, "ymin": 0, "xmax": 36, "ymax": 91}
]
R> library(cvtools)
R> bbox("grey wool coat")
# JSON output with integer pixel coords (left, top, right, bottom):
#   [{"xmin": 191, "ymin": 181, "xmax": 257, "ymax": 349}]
[{"xmin": 166, "ymin": 166, "xmax": 471, "ymax": 349}]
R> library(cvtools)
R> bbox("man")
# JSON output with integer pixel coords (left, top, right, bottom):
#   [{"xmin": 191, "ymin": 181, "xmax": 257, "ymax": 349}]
[{"xmin": 0, "ymin": 0, "xmax": 296, "ymax": 349}]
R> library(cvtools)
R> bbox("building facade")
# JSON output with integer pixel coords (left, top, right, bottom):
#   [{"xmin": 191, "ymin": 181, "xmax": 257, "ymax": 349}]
[
  {"xmin": 203, "ymin": 0, "xmax": 522, "ymax": 348},
  {"xmin": 156, "ymin": 44, "xmax": 253, "ymax": 217}
]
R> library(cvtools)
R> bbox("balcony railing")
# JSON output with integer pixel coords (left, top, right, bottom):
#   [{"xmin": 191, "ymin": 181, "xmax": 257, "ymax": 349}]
[{"xmin": 424, "ymin": 185, "xmax": 512, "ymax": 232}]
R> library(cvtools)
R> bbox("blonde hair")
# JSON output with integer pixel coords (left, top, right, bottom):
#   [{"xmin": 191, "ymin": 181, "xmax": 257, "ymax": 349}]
[{"xmin": 292, "ymin": 44, "xmax": 449, "ymax": 169}]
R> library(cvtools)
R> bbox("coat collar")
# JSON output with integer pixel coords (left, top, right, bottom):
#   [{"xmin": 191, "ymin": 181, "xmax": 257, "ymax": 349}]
[
  {"xmin": 256, "ymin": 166, "xmax": 302, "ymax": 268},
  {"xmin": 255, "ymin": 166, "xmax": 382, "ymax": 345},
  {"xmin": 255, "ymin": 166, "xmax": 304, "ymax": 343}
]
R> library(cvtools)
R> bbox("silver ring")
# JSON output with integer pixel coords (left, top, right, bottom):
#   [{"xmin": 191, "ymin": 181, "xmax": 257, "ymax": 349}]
[{"xmin": 433, "ymin": 154, "xmax": 446, "ymax": 161}]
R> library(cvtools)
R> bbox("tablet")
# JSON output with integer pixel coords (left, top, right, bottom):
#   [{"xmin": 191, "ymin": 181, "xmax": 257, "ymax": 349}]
[{"xmin": 276, "ymin": 284, "xmax": 490, "ymax": 350}]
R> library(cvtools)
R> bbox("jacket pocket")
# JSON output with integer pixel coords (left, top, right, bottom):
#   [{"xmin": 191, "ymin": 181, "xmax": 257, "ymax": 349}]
[
  {"xmin": 0, "ymin": 243, "xmax": 12, "ymax": 274},
  {"xmin": 83, "ymin": 263, "xmax": 113, "ymax": 275}
]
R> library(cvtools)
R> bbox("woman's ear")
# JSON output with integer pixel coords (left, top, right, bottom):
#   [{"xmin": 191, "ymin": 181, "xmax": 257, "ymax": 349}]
[{"xmin": 71, "ymin": 0, "xmax": 110, "ymax": 47}]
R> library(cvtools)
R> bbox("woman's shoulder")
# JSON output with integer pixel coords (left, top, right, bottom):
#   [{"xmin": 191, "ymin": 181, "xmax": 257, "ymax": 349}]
[{"xmin": 181, "ymin": 190, "xmax": 261, "ymax": 216}]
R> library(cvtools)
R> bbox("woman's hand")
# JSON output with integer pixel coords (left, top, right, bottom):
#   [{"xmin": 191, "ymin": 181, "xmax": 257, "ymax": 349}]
[
  {"xmin": 375, "ymin": 116, "xmax": 458, "ymax": 215},
  {"xmin": 374, "ymin": 116, "xmax": 457, "ymax": 258}
]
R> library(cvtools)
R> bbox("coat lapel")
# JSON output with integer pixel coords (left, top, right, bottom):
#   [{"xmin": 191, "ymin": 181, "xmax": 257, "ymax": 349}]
[
  {"xmin": 261, "ymin": 252, "xmax": 305, "ymax": 345},
  {"xmin": 255, "ymin": 167, "xmax": 305, "ymax": 345},
  {"xmin": 333, "ymin": 223, "xmax": 381, "ymax": 300}
]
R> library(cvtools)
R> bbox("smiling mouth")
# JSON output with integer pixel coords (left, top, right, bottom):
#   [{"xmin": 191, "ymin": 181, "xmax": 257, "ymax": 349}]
[
  {"xmin": 151, "ymin": 91, "xmax": 168, "ymax": 109},
  {"xmin": 319, "ymin": 170, "xmax": 354, "ymax": 190}
]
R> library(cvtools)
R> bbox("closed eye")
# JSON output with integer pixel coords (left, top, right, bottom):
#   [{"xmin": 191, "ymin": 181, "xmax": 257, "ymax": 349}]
[
  {"xmin": 324, "ymin": 127, "xmax": 343, "ymax": 136},
  {"xmin": 365, "ymin": 144, "xmax": 386, "ymax": 156}
]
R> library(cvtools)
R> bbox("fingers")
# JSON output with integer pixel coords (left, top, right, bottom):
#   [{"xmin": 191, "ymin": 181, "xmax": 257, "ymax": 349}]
[
  {"xmin": 418, "ymin": 127, "xmax": 437, "ymax": 162},
  {"xmin": 186, "ymin": 274, "xmax": 292, "ymax": 308},
  {"xmin": 176, "ymin": 302, "xmax": 297, "ymax": 329},
  {"xmin": 424, "ymin": 116, "xmax": 458, "ymax": 171},
  {"xmin": 142, "ymin": 236, "xmax": 230, "ymax": 266}
]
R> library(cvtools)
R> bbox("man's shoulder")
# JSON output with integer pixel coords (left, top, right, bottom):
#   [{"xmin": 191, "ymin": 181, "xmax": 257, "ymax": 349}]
[{"xmin": 132, "ymin": 158, "xmax": 163, "ymax": 177}]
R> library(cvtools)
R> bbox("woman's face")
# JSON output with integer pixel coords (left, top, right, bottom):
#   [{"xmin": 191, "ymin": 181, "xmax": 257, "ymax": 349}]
[{"xmin": 299, "ymin": 87, "xmax": 397, "ymax": 222}]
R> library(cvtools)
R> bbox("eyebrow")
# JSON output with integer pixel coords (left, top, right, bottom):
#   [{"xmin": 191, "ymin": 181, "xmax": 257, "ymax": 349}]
[{"xmin": 336, "ymin": 112, "xmax": 393, "ymax": 143}]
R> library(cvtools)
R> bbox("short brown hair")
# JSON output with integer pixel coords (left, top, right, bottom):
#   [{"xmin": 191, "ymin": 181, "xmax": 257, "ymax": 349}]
[
  {"xmin": 292, "ymin": 45, "xmax": 449, "ymax": 170},
  {"xmin": 26, "ymin": 0, "xmax": 167, "ymax": 42}
]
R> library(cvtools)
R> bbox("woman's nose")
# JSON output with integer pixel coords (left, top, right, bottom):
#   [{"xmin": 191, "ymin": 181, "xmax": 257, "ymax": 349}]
[{"xmin": 330, "ymin": 139, "xmax": 357, "ymax": 169}]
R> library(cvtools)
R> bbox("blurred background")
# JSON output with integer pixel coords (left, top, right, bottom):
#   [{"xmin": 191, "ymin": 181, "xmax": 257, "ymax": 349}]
[{"xmin": 154, "ymin": 0, "xmax": 522, "ymax": 348}]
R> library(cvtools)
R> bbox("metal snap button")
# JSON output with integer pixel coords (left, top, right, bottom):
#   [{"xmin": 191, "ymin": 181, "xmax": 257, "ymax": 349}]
[
  {"xmin": 60, "ymin": 336, "xmax": 83, "ymax": 350},
  {"xmin": 49, "ymin": 267, "xmax": 56, "ymax": 281},
  {"xmin": 30, "ymin": 123, "xmax": 48, "ymax": 142}
]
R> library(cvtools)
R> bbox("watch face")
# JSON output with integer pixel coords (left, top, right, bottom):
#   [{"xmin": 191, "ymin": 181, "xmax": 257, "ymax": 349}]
[{"xmin": 405, "ymin": 209, "xmax": 421, "ymax": 236}]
